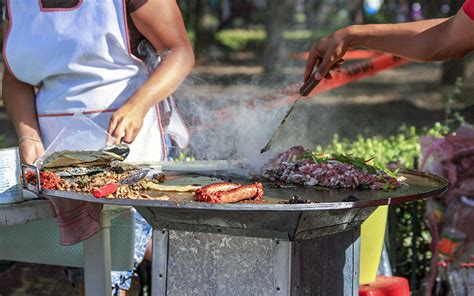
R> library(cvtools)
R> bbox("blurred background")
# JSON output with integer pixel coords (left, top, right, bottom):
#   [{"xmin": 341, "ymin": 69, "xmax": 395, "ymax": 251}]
[
  {"xmin": 0, "ymin": 0, "xmax": 473, "ymax": 295},
  {"xmin": 175, "ymin": 0, "xmax": 474, "ymax": 160},
  {"xmin": 0, "ymin": 0, "xmax": 473, "ymax": 151}
]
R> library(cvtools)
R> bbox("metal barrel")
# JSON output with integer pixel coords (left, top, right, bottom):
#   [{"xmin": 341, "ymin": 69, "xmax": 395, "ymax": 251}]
[{"xmin": 0, "ymin": 147, "xmax": 24, "ymax": 204}]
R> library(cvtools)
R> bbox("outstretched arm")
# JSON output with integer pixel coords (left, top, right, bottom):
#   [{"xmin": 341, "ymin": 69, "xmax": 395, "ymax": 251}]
[{"xmin": 305, "ymin": 8, "xmax": 474, "ymax": 82}]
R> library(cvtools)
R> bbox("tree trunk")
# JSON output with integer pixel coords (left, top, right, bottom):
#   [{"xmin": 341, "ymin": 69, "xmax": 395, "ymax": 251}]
[
  {"xmin": 441, "ymin": 60, "xmax": 466, "ymax": 85},
  {"xmin": 193, "ymin": 0, "xmax": 216, "ymax": 62},
  {"xmin": 349, "ymin": 0, "xmax": 366, "ymax": 24},
  {"xmin": 383, "ymin": 0, "xmax": 399, "ymax": 23},
  {"xmin": 263, "ymin": 1, "xmax": 294, "ymax": 73},
  {"xmin": 304, "ymin": 0, "xmax": 324, "ymax": 28},
  {"xmin": 440, "ymin": 0, "xmax": 466, "ymax": 85},
  {"xmin": 179, "ymin": 0, "xmax": 194, "ymax": 31}
]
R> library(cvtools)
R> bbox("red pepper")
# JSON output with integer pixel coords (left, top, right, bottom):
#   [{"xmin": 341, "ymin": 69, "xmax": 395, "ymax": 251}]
[{"xmin": 92, "ymin": 183, "xmax": 117, "ymax": 198}]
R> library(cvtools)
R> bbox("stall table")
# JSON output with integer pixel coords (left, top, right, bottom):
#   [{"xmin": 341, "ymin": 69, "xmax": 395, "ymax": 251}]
[{"xmin": 0, "ymin": 196, "xmax": 135, "ymax": 295}]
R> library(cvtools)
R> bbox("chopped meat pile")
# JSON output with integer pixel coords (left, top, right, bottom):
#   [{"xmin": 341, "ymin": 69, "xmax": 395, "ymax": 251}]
[
  {"xmin": 24, "ymin": 169, "xmax": 164, "ymax": 199},
  {"xmin": 194, "ymin": 182, "xmax": 264, "ymax": 203},
  {"xmin": 261, "ymin": 146, "xmax": 402, "ymax": 190},
  {"xmin": 56, "ymin": 171, "xmax": 162, "ymax": 199},
  {"xmin": 25, "ymin": 171, "xmax": 63, "ymax": 190}
]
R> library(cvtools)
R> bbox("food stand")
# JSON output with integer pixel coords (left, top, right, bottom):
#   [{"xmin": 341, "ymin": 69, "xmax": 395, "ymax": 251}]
[{"xmin": 27, "ymin": 162, "xmax": 447, "ymax": 296}]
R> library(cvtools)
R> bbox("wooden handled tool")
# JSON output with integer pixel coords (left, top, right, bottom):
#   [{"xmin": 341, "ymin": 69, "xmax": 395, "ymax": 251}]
[{"xmin": 299, "ymin": 74, "xmax": 321, "ymax": 97}]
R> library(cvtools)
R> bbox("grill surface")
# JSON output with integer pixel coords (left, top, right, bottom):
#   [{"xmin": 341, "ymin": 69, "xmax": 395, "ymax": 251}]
[{"xmin": 37, "ymin": 169, "xmax": 447, "ymax": 211}]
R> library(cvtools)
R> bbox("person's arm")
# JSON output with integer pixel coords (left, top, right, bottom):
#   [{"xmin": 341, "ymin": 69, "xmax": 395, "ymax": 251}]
[
  {"xmin": 305, "ymin": 9, "xmax": 474, "ymax": 82},
  {"xmin": 2, "ymin": 20, "xmax": 44, "ymax": 164},
  {"xmin": 108, "ymin": 0, "xmax": 195, "ymax": 144}
]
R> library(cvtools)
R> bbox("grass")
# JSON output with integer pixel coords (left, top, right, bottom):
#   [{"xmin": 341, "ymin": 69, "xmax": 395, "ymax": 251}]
[
  {"xmin": 214, "ymin": 28, "xmax": 334, "ymax": 51},
  {"xmin": 187, "ymin": 27, "xmax": 336, "ymax": 52}
]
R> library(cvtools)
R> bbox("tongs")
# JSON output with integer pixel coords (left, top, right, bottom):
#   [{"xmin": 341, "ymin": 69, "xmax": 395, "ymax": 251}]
[
  {"xmin": 21, "ymin": 163, "xmax": 42, "ymax": 194},
  {"xmin": 260, "ymin": 74, "xmax": 321, "ymax": 154},
  {"xmin": 121, "ymin": 169, "xmax": 150, "ymax": 185},
  {"xmin": 120, "ymin": 168, "xmax": 163, "ymax": 185}
]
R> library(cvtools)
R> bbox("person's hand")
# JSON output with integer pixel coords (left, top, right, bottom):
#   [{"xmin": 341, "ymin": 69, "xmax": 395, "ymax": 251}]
[
  {"xmin": 19, "ymin": 137, "xmax": 45, "ymax": 165},
  {"xmin": 108, "ymin": 102, "xmax": 148, "ymax": 144},
  {"xmin": 304, "ymin": 29, "xmax": 350, "ymax": 82}
]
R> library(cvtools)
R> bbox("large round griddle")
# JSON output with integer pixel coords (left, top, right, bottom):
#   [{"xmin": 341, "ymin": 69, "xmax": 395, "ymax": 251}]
[
  {"xmin": 35, "ymin": 168, "xmax": 447, "ymax": 240},
  {"xmin": 38, "ymin": 169, "xmax": 447, "ymax": 211}
]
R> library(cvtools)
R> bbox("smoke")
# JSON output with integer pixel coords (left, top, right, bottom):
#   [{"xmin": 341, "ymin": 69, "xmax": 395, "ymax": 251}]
[
  {"xmin": 173, "ymin": 72, "xmax": 307, "ymax": 169},
  {"xmin": 138, "ymin": 40, "xmax": 321, "ymax": 169}
]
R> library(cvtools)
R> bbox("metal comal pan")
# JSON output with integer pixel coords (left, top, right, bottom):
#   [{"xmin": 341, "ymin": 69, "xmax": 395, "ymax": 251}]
[
  {"xmin": 27, "ymin": 167, "xmax": 448, "ymax": 211},
  {"xmin": 23, "ymin": 162, "xmax": 448, "ymax": 239}
]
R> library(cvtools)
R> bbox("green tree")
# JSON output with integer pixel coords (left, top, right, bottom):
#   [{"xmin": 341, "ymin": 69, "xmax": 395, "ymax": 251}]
[{"xmin": 263, "ymin": 1, "xmax": 295, "ymax": 73}]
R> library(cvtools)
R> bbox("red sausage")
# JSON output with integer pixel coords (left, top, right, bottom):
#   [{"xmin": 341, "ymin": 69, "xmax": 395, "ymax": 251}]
[
  {"xmin": 194, "ymin": 182, "xmax": 264, "ymax": 203},
  {"xmin": 194, "ymin": 182, "xmax": 240, "ymax": 201},
  {"xmin": 92, "ymin": 183, "xmax": 118, "ymax": 198},
  {"xmin": 196, "ymin": 182, "xmax": 240, "ymax": 195},
  {"xmin": 216, "ymin": 183, "xmax": 264, "ymax": 203}
]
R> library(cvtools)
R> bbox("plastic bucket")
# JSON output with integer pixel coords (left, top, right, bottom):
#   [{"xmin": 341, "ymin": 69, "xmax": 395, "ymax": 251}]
[
  {"xmin": 0, "ymin": 147, "xmax": 24, "ymax": 204},
  {"xmin": 359, "ymin": 205, "xmax": 388, "ymax": 285}
]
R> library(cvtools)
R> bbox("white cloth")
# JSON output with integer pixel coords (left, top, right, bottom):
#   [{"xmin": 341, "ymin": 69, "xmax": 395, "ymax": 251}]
[{"xmin": 4, "ymin": 0, "xmax": 166, "ymax": 161}]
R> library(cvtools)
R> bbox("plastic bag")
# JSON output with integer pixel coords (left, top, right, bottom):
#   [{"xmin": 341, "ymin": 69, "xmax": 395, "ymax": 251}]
[
  {"xmin": 421, "ymin": 125, "xmax": 474, "ymax": 188},
  {"xmin": 35, "ymin": 114, "xmax": 114, "ymax": 168},
  {"xmin": 138, "ymin": 39, "xmax": 190, "ymax": 149},
  {"xmin": 421, "ymin": 125, "xmax": 474, "ymax": 294}
]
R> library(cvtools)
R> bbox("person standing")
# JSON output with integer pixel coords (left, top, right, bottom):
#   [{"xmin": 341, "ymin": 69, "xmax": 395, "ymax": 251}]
[{"xmin": 2, "ymin": 0, "xmax": 194, "ymax": 294}]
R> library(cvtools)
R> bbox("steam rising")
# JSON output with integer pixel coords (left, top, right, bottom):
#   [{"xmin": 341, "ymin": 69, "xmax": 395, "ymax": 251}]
[
  {"xmin": 174, "ymin": 73, "xmax": 306, "ymax": 169},
  {"xmin": 139, "ymin": 39, "xmax": 312, "ymax": 168}
]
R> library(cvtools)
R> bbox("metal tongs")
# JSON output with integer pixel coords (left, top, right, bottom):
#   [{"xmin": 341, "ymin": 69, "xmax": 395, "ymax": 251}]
[
  {"xmin": 120, "ymin": 168, "xmax": 164, "ymax": 185},
  {"xmin": 120, "ymin": 169, "xmax": 150, "ymax": 185},
  {"xmin": 260, "ymin": 74, "xmax": 321, "ymax": 154},
  {"xmin": 21, "ymin": 163, "xmax": 42, "ymax": 194}
]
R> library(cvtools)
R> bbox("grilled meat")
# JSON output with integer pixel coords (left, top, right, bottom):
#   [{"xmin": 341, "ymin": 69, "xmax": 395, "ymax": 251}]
[
  {"xmin": 194, "ymin": 182, "xmax": 264, "ymax": 203},
  {"xmin": 262, "ymin": 146, "xmax": 402, "ymax": 190}
]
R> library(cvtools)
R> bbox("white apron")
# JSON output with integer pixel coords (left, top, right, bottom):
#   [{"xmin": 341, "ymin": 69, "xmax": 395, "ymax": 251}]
[{"xmin": 4, "ymin": 0, "xmax": 167, "ymax": 162}]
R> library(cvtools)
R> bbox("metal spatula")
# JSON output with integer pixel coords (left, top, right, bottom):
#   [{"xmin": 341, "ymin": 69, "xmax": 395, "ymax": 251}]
[{"xmin": 260, "ymin": 75, "xmax": 321, "ymax": 154}]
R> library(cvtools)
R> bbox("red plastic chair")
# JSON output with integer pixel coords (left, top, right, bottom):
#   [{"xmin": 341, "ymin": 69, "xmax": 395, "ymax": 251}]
[{"xmin": 359, "ymin": 276, "xmax": 410, "ymax": 296}]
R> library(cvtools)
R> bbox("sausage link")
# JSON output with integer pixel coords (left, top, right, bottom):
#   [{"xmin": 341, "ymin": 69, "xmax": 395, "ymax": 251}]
[
  {"xmin": 195, "ymin": 182, "xmax": 240, "ymax": 202},
  {"xmin": 196, "ymin": 182, "xmax": 240, "ymax": 194},
  {"xmin": 194, "ymin": 182, "xmax": 264, "ymax": 203},
  {"xmin": 217, "ymin": 183, "xmax": 264, "ymax": 203}
]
